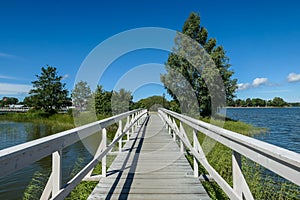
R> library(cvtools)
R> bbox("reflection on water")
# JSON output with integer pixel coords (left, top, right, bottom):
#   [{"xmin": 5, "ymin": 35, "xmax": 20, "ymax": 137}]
[{"xmin": 0, "ymin": 121, "xmax": 94, "ymax": 200}]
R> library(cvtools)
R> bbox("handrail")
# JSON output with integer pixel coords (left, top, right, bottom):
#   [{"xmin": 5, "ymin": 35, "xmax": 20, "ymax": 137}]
[
  {"xmin": 158, "ymin": 108, "xmax": 300, "ymax": 200},
  {"xmin": 0, "ymin": 108, "xmax": 148, "ymax": 199},
  {"xmin": 0, "ymin": 107, "xmax": 29, "ymax": 112}
]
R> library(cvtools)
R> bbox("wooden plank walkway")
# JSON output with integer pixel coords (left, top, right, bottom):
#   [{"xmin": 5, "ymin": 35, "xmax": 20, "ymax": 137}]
[{"xmin": 88, "ymin": 113, "xmax": 210, "ymax": 200}]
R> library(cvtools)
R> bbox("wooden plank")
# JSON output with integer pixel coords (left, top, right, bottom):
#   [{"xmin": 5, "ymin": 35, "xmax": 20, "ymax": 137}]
[{"xmin": 88, "ymin": 113, "xmax": 209, "ymax": 199}]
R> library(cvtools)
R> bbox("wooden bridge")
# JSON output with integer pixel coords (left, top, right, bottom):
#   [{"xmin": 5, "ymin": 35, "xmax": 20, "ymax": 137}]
[
  {"xmin": 0, "ymin": 107, "xmax": 29, "ymax": 112},
  {"xmin": 0, "ymin": 108, "xmax": 299, "ymax": 200}
]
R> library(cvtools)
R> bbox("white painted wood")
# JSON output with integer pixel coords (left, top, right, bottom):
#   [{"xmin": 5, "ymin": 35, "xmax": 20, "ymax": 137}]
[
  {"xmin": 159, "ymin": 108, "xmax": 300, "ymax": 186},
  {"xmin": 193, "ymin": 129, "xmax": 199, "ymax": 178},
  {"xmin": 232, "ymin": 151, "xmax": 254, "ymax": 200},
  {"xmin": 102, "ymin": 128, "xmax": 107, "ymax": 178},
  {"xmin": 0, "ymin": 109, "xmax": 145, "ymax": 177},
  {"xmin": 232, "ymin": 151, "xmax": 242, "ymax": 199},
  {"xmin": 118, "ymin": 120, "xmax": 122, "ymax": 153},
  {"xmin": 40, "ymin": 172, "xmax": 53, "ymax": 200},
  {"xmin": 126, "ymin": 116, "xmax": 130, "ymax": 141},
  {"xmin": 51, "ymin": 111, "xmax": 148, "ymax": 200},
  {"xmin": 0, "ymin": 109, "xmax": 147, "ymax": 200},
  {"xmin": 52, "ymin": 150, "xmax": 62, "ymax": 197},
  {"xmin": 158, "ymin": 110, "xmax": 249, "ymax": 200}
]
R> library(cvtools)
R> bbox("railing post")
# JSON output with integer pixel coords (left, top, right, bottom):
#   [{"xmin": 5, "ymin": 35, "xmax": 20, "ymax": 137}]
[
  {"xmin": 52, "ymin": 150, "xmax": 62, "ymax": 197},
  {"xmin": 130, "ymin": 114, "xmax": 134, "ymax": 134},
  {"xmin": 193, "ymin": 129, "xmax": 199, "ymax": 178},
  {"xmin": 119, "ymin": 120, "xmax": 122, "ymax": 152},
  {"xmin": 172, "ymin": 118, "xmax": 176, "ymax": 141},
  {"xmin": 136, "ymin": 112, "xmax": 140, "ymax": 126},
  {"xmin": 126, "ymin": 116, "xmax": 130, "ymax": 141},
  {"xmin": 102, "ymin": 128, "xmax": 107, "ymax": 177},
  {"xmin": 232, "ymin": 151, "xmax": 243, "ymax": 199},
  {"xmin": 179, "ymin": 122, "xmax": 184, "ymax": 153}
]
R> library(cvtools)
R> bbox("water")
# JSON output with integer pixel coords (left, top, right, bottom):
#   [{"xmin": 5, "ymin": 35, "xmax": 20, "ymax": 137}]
[
  {"xmin": 225, "ymin": 107, "xmax": 300, "ymax": 154},
  {"xmin": 0, "ymin": 121, "xmax": 94, "ymax": 200}
]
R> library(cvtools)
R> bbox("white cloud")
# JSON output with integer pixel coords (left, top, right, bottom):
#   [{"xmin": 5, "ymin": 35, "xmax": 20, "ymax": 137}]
[
  {"xmin": 238, "ymin": 83, "xmax": 251, "ymax": 91},
  {"xmin": 287, "ymin": 73, "xmax": 300, "ymax": 82},
  {"xmin": 0, "ymin": 83, "xmax": 32, "ymax": 95},
  {"xmin": 252, "ymin": 77, "xmax": 268, "ymax": 87},
  {"xmin": 237, "ymin": 77, "xmax": 268, "ymax": 91}
]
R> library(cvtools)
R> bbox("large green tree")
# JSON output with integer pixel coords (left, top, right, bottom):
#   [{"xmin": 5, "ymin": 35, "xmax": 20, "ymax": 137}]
[
  {"xmin": 71, "ymin": 81, "xmax": 92, "ymax": 111},
  {"xmin": 161, "ymin": 12, "xmax": 237, "ymax": 117},
  {"xmin": 29, "ymin": 65, "xmax": 69, "ymax": 113}
]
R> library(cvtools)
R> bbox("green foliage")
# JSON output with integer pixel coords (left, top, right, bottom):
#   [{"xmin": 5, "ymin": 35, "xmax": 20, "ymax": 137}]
[
  {"xmin": 28, "ymin": 65, "xmax": 69, "ymax": 113},
  {"xmin": 0, "ymin": 111, "xmax": 74, "ymax": 131},
  {"xmin": 94, "ymin": 85, "xmax": 112, "ymax": 116},
  {"xmin": 0, "ymin": 96, "xmax": 19, "ymax": 107},
  {"xmin": 201, "ymin": 117, "xmax": 266, "ymax": 136},
  {"xmin": 230, "ymin": 97, "xmax": 289, "ymax": 107},
  {"xmin": 94, "ymin": 86, "xmax": 134, "ymax": 115},
  {"xmin": 269, "ymin": 97, "xmax": 289, "ymax": 107},
  {"xmin": 71, "ymin": 81, "xmax": 92, "ymax": 111},
  {"xmin": 23, "ymin": 168, "xmax": 51, "ymax": 200},
  {"xmin": 161, "ymin": 12, "xmax": 237, "ymax": 117},
  {"xmin": 111, "ymin": 88, "xmax": 133, "ymax": 114},
  {"xmin": 65, "ymin": 181, "xmax": 98, "ymax": 200},
  {"xmin": 133, "ymin": 95, "xmax": 169, "ymax": 111}
]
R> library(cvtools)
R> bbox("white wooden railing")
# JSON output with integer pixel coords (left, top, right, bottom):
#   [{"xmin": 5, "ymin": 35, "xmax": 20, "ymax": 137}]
[
  {"xmin": 158, "ymin": 108, "xmax": 300, "ymax": 200},
  {"xmin": 0, "ymin": 109, "xmax": 148, "ymax": 200}
]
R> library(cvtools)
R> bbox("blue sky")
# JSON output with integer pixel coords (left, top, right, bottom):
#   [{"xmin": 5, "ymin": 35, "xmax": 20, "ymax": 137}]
[{"xmin": 0, "ymin": 0, "xmax": 300, "ymax": 102}]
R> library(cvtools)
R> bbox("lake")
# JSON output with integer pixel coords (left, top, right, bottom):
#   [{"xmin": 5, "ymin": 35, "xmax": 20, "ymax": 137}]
[{"xmin": 225, "ymin": 107, "xmax": 300, "ymax": 154}]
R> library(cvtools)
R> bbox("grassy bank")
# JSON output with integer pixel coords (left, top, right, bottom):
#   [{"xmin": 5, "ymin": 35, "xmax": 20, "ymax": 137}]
[{"xmin": 0, "ymin": 111, "xmax": 75, "ymax": 132}]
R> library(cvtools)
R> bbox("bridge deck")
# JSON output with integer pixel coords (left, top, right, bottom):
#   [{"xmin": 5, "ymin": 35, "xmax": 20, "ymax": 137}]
[{"xmin": 88, "ymin": 113, "xmax": 210, "ymax": 200}]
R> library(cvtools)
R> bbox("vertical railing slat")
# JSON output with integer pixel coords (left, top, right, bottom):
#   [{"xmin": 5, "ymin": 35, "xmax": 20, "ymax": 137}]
[
  {"xmin": 118, "ymin": 120, "xmax": 122, "ymax": 152},
  {"xmin": 126, "ymin": 116, "xmax": 130, "ymax": 141},
  {"xmin": 193, "ymin": 129, "xmax": 199, "ymax": 178},
  {"xmin": 232, "ymin": 151, "xmax": 242, "ymax": 199},
  {"xmin": 52, "ymin": 150, "xmax": 62, "ymax": 197},
  {"xmin": 102, "ymin": 128, "xmax": 107, "ymax": 177}
]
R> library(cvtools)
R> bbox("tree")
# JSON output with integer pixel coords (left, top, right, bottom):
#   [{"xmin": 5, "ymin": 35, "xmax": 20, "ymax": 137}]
[
  {"xmin": 94, "ymin": 85, "xmax": 112, "ymax": 116},
  {"xmin": 111, "ymin": 88, "xmax": 133, "ymax": 114},
  {"xmin": 245, "ymin": 98, "xmax": 252, "ymax": 107},
  {"xmin": 0, "ymin": 97, "xmax": 19, "ymax": 107},
  {"xmin": 271, "ymin": 97, "xmax": 288, "ymax": 107},
  {"xmin": 29, "ymin": 65, "xmax": 69, "ymax": 113},
  {"xmin": 71, "ymin": 81, "xmax": 92, "ymax": 111},
  {"xmin": 133, "ymin": 95, "xmax": 169, "ymax": 111},
  {"xmin": 161, "ymin": 12, "xmax": 237, "ymax": 117}
]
